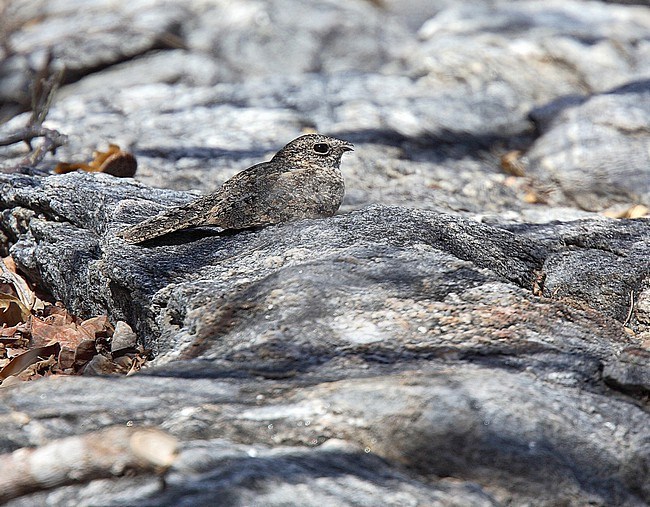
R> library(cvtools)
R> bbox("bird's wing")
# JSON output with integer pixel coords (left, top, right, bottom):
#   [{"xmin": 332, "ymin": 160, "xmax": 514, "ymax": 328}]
[
  {"xmin": 202, "ymin": 164, "xmax": 287, "ymax": 229},
  {"xmin": 117, "ymin": 163, "xmax": 285, "ymax": 243},
  {"xmin": 117, "ymin": 191, "xmax": 225, "ymax": 244}
]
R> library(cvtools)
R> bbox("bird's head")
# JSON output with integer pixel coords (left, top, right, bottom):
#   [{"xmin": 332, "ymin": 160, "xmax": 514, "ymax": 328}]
[{"xmin": 272, "ymin": 134, "xmax": 354, "ymax": 170}]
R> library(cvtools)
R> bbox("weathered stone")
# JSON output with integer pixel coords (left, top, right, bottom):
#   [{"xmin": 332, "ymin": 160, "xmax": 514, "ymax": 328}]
[
  {"xmin": 526, "ymin": 81, "xmax": 650, "ymax": 211},
  {"xmin": 412, "ymin": 1, "xmax": 650, "ymax": 101},
  {"xmin": 503, "ymin": 218, "xmax": 650, "ymax": 321},
  {"xmin": 603, "ymin": 347, "xmax": 650, "ymax": 394},
  {"xmin": 0, "ymin": 170, "xmax": 649, "ymax": 505},
  {"xmin": 1, "ymin": 0, "xmax": 650, "ymax": 504}
]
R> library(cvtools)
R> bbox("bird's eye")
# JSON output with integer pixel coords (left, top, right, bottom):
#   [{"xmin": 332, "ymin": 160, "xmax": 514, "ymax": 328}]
[{"xmin": 313, "ymin": 143, "xmax": 330, "ymax": 155}]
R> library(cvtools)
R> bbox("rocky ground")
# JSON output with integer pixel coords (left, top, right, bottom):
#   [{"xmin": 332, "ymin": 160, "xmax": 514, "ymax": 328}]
[{"xmin": 0, "ymin": 0, "xmax": 649, "ymax": 505}]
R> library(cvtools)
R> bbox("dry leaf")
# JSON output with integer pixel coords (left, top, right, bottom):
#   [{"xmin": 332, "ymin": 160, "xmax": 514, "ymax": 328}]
[
  {"xmin": 0, "ymin": 257, "xmax": 38, "ymax": 310},
  {"xmin": 500, "ymin": 150, "xmax": 526, "ymax": 177},
  {"xmin": 1, "ymin": 257, "xmax": 17, "ymax": 273},
  {"xmin": 0, "ymin": 279, "xmax": 146, "ymax": 382},
  {"xmin": 0, "ymin": 343, "xmax": 60, "ymax": 381},
  {"xmin": 0, "ymin": 283, "xmax": 18, "ymax": 299},
  {"xmin": 126, "ymin": 353, "xmax": 148, "ymax": 376},
  {"xmin": 15, "ymin": 355, "xmax": 58, "ymax": 381},
  {"xmin": 80, "ymin": 315, "xmax": 114, "ymax": 338},
  {"xmin": 55, "ymin": 144, "xmax": 137, "ymax": 178},
  {"xmin": 603, "ymin": 204, "xmax": 649, "ymax": 219},
  {"xmin": 44, "ymin": 305, "xmax": 76, "ymax": 323},
  {"xmin": 0, "ymin": 294, "xmax": 31, "ymax": 327},
  {"xmin": 30, "ymin": 312, "xmax": 103, "ymax": 371},
  {"xmin": 0, "ymin": 322, "xmax": 30, "ymax": 342},
  {"xmin": 30, "ymin": 315, "xmax": 84, "ymax": 348}
]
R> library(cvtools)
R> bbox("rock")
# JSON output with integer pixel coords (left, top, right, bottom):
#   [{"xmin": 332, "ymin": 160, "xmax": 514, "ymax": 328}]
[
  {"xmin": 503, "ymin": 218, "xmax": 650, "ymax": 321},
  {"xmin": 5, "ymin": 0, "xmax": 191, "ymax": 84},
  {"xmin": 526, "ymin": 81, "xmax": 650, "ymax": 211},
  {"xmin": 111, "ymin": 320, "xmax": 138, "ymax": 352},
  {"xmin": 0, "ymin": 55, "xmax": 34, "ymax": 122},
  {"xmin": 412, "ymin": 1, "xmax": 650, "ymax": 101},
  {"xmin": 1, "ymin": 0, "xmax": 650, "ymax": 504},
  {"xmin": 0, "ymin": 170, "xmax": 649, "ymax": 505},
  {"xmin": 1, "ymin": 1, "xmax": 648, "ymax": 227},
  {"xmin": 186, "ymin": 0, "xmax": 411, "ymax": 77},
  {"xmin": 1, "ymin": 0, "xmax": 410, "ymax": 109},
  {"xmin": 603, "ymin": 347, "xmax": 650, "ymax": 394}
]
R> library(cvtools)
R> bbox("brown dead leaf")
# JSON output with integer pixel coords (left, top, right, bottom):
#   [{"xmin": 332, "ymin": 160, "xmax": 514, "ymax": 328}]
[
  {"xmin": 0, "ymin": 375, "xmax": 21, "ymax": 388},
  {"xmin": 126, "ymin": 354, "xmax": 148, "ymax": 376},
  {"xmin": 2, "ymin": 257, "xmax": 17, "ymax": 273},
  {"xmin": 0, "ymin": 284, "xmax": 147, "ymax": 381},
  {"xmin": 603, "ymin": 204, "xmax": 649, "ymax": 219},
  {"xmin": 43, "ymin": 313, "xmax": 74, "ymax": 327},
  {"xmin": 58, "ymin": 338, "xmax": 98, "ymax": 372},
  {"xmin": 0, "ymin": 257, "xmax": 39, "ymax": 310},
  {"xmin": 0, "ymin": 322, "xmax": 30, "ymax": 342},
  {"xmin": 0, "ymin": 294, "xmax": 31, "ymax": 327},
  {"xmin": 44, "ymin": 305, "xmax": 76, "ymax": 322},
  {"xmin": 500, "ymin": 150, "xmax": 526, "ymax": 177},
  {"xmin": 0, "ymin": 283, "xmax": 18, "ymax": 299},
  {"xmin": 0, "ymin": 343, "xmax": 60, "ymax": 381},
  {"xmin": 80, "ymin": 315, "xmax": 114, "ymax": 338},
  {"xmin": 15, "ymin": 354, "xmax": 58, "ymax": 381},
  {"xmin": 73, "ymin": 340, "xmax": 98, "ymax": 370},
  {"xmin": 55, "ymin": 144, "xmax": 137, "ymax": 178},
  {"xmin": 30, "ymin": 312, "xmax": 102, "ymax": 372},
  {"xmin": 30, "ymin": 315, "xmax": 84, "ymax": 348}
]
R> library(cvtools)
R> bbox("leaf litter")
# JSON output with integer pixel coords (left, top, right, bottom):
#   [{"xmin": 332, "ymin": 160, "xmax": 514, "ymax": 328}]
[
  {"xmin": 54, "ymin": 143, "xmax": 137, "ymax": 178},
  {"xmin": 0, "ymin": 256, "xmax": 150, "ymax": 386}
]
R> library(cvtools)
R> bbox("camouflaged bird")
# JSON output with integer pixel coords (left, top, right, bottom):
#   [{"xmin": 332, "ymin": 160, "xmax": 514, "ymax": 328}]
[{"xmin": 118, "ymin": 134, "xmax": 353, "ymax": 244}]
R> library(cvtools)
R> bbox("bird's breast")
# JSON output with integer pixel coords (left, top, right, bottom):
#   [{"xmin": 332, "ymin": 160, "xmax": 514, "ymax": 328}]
[{"xmin": 264, "ymin": 167, "xmax": 344, "ymax": 220}]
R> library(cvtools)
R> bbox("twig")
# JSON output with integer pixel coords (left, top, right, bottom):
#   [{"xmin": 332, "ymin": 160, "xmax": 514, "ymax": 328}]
[
  {"xmin": 0, "ymin": 126, "xmax": 67, "ymax": 150},
  {"xmin": 0, "ymin": 49, "xmax": 67, "ymax": 171},
  {"xmin": 18, "ymin": 127, "xmax": 68, "ymax": 167},
  {"xmin": 0, "ymin": 126, "xmax": 67, "ymax": 174},
  {"xmin": 30, "ymin": 51, "xmax": 61, "ymax": 128},
  {"xmin": 0, "ymin": 426, "xmax": 178, "ymax": 503}
]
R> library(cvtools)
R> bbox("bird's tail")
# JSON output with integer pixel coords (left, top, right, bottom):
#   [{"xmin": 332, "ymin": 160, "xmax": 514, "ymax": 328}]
[{"xmin": 117, "ymin": 202, "xmax": 206, "ymax": 244}]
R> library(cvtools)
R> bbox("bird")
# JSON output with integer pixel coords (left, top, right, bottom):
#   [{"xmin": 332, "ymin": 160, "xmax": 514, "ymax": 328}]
[{"xmin": 117, "ymin": 134, "xmax": 353, "ymax": 244}]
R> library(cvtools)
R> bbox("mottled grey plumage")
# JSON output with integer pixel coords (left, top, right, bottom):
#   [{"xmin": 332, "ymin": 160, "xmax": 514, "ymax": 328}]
[{"xmin": 118, "ymin": 134, "xmax": 353, "ymax": 244}]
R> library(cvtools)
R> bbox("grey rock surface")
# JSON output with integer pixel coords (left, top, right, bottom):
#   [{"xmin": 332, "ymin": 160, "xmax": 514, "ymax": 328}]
[
  {"xmin": 1, "ymin": 0, "xmax": 650, "ymax": 505},
  {"xmin": 1, "ymin": 172, "xmax": 649, "ymax": 506},
  {"xmin": 0, "ymin": 0, "xmax": 648, "ymax": 219},
  {"xmin": 527, "ymin": 81, "xmax": 650, "ymax": 210}
]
